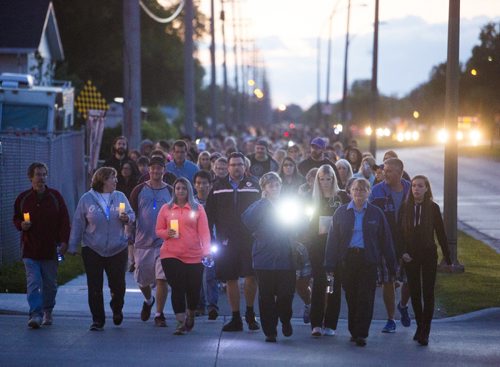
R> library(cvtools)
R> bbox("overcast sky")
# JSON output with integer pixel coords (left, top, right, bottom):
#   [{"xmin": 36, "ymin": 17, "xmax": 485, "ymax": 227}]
[{"xmin": 196, "ymin": 0, "xmax": 500, "ymax": 109}]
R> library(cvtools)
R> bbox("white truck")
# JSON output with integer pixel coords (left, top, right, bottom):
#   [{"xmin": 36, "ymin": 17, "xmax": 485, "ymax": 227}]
[{"xmin": 0, "ymin": 73, "xmax": 74, "ymax": 134}]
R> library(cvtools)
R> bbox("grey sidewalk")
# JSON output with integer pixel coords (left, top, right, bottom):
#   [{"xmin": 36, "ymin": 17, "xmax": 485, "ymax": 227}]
[{"xmin": 2, "ymin": 271, "xmax": 500, "ymax": 366}]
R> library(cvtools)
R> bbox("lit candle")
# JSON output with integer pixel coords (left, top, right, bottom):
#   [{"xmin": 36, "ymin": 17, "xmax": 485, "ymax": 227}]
[
  {"xmin": 23, "ymin": 212, "xmax": 30, "ymax": 222},
  {"xmin": 119, "ymin": 202, "xmax": 125, "ymax": 214},
  {"xmin": 170, "ymin": 219, "xmax": 179, "ymax": 238}
]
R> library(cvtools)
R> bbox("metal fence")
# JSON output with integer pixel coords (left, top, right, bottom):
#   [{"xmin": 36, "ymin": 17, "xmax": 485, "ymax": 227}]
[{"xmin": 0, "ymin": 131, "xmax": 86, "ymax": 266}]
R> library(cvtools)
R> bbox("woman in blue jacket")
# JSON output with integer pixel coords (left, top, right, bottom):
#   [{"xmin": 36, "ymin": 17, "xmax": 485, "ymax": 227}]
[
  {"xmin": 325, "ymin": 178, "xmax": 396, "ymax": 347},
  {"xmin": 241, "ymin": 172, "xmax": 298, "ymax": 343}
]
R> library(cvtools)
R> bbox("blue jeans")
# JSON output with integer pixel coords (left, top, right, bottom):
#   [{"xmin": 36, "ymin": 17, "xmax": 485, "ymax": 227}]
[
  {"xmin": 23, "ymin": 258, "xmax": 58, "ymax": 318},
  {"xmin": 198, "ymin": 266, "xmax": 219, "ymax": 311}
]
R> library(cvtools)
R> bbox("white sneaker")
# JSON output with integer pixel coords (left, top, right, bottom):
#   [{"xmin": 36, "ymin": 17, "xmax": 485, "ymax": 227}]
[
  {"xmin": 311, "ymin": 326, "xmax": 322, "ymax": 337},
  {"xmin": 42, "ymin": 311, "xmax": 53, "ymax": 326},
  {"xmin": 28, "ymin": 316, "xmax": 42, "ymax": 329},
  {"xmin": 323, "ymin": 327, "xmax": 336, "ymax": 336}
]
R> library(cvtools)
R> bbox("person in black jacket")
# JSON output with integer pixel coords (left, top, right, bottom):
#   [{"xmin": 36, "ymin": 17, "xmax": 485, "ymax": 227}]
[
  {"xmin": 401, "ymin": 175, "xmax": 452, "ymax": 346},
  {"xmin": 205, "ymin": 152, "xmax": 261, "ymax": 332},
  {"xmin": 308, "ymin": 164, "xmax": 350, "ymax": 337}
]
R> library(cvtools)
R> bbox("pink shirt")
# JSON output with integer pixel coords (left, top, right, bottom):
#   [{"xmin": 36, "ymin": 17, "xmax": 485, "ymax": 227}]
[{"xmin": 156, "ymin": 202, "xmax": 210, "ymax": 264}]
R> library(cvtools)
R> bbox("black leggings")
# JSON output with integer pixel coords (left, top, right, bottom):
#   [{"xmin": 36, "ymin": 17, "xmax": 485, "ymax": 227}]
[
  {"xmin": 405, "ymin": 252, "xmax": 437, "ymax": 330},
  {"xmin": 161, "ymin": 258, "xmax": 204, "ymax": 314},
  {"xmin": 309, "ymin": 243, "xmax": 341, "ymax": 330}
]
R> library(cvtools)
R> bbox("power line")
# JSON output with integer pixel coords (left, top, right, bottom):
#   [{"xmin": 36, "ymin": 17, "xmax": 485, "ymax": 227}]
[{"xmin": 139, "ymin": 0, "xmax": 185, "ymax": 24}]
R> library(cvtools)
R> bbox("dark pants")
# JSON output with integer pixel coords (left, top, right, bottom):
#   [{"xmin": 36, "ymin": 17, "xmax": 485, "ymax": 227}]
[
  {"xmin": 405, "ymin": 250, "xmax": 437, "ymax": 337},
  {"xmin": 255, "ymin": 269, "xmax": 296, "ymax": 337},
  {"xmin": 310, "ymin": 244, "xmax": 341, "ymax": 330},
  {"xmin": 341, "ymin": 248, "xmax": 377, "ymax": 339},
  {"xmin": 81, "ymin": 247, "xmax": 128, "ymax": 326},
  {"xmin": 161, "ymin": 258, "xmax": 204, "ymax": 314}
]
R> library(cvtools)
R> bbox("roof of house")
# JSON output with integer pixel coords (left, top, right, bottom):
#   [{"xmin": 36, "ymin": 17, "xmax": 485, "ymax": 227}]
[{"xmin": 0, "ymin": 0, "xmax": 64, "ymax": 60}]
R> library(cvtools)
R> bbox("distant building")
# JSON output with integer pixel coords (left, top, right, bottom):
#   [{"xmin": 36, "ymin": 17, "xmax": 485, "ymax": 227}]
[{"xmin": 0, "ymin": 0, "xmax": 64, "ymax": 86}]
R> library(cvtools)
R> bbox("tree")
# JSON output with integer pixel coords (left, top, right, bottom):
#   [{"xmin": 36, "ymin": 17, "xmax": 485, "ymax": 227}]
[{"xmin": 52, "ymin": 1, "xmax": 208, "ymax": 112}]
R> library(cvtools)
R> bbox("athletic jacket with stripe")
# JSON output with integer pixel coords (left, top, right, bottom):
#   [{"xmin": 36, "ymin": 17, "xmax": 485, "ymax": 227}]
[{"xmin": 205, "ymin": 175, "xmax": 261, "ymax": 248}]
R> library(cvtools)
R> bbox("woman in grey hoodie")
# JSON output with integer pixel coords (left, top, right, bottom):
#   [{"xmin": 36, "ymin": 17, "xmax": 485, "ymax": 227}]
[{"xmin": 69, "ymin": 167, "xmax": 135, "ymax": 331}]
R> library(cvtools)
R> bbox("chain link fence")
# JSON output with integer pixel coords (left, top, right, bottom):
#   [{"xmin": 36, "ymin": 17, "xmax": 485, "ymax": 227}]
[{"xmin": 0, "ymin": 131, "xmax": 86, "ymax": 266}]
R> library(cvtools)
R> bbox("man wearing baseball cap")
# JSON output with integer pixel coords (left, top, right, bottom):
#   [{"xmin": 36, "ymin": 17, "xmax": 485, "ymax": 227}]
[
  {"xmin": 298, "ymin": 137, "xmax": 340, "ymax": 180},
  {"xmin": 129, "ymin": 156, "xmax": 173, "ymax": 327}
]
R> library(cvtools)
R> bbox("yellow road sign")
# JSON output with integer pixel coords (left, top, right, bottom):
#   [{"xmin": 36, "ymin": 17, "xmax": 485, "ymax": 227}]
[{"xmin": 75, "ymin": 80, "xmax": 109, "ymax": 119}]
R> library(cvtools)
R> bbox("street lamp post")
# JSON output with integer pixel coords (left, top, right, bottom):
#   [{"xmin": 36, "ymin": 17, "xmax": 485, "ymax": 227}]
[
  {"xmin": 443, "ymin": 0, "xmax": 463, "ymax": 272},
  {"xmin": 184, "ymin": 0, "xmax": 195, "ymax": 138},
  {"xmin": 369, "ymin": 0, "xmax": 379, "ymax": 157},
  {"xmin": 341, "ymin": 0, "xmax": 351, "ymax": 146}
]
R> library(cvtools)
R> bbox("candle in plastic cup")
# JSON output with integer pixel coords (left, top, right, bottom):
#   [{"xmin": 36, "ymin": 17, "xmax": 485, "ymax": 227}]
[
  {"xmin": 119, "ymin": 202, "xmax": 126, "ymax": 214},
  {"xmin": 170, "ymin": 219, "xmax": 179, "ymax": 238},
  {"xmin": 23, "ymin": 213, "xmax": 30, "ymax": 222}
]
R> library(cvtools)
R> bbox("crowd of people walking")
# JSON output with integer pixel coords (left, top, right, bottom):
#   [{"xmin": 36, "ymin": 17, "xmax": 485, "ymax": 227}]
[{"xmin": 13, "ymin": 132, "xmax": 452, "ymax": 347}]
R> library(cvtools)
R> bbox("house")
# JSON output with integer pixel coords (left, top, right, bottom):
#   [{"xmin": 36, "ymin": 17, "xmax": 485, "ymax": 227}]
[{"xmin": 0, "ymin": 0, "xmax": 64, "ymax": 86}]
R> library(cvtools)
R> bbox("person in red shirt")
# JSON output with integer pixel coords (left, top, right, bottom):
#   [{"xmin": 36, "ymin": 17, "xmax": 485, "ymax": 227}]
[
  {"xmin": 156, "ymin": 177, "xmax": 211, "ymax": 335},
  {"xmin": 13, "ymin": 162, "xmax": 70, "ymax": 329}
]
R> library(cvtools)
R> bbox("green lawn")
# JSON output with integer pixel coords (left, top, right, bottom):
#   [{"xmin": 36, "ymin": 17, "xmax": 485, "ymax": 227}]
[
  {"xmin": 435, "ymin": 231, "xmax": 500, "ymax": 316},
  {"xmin": 0, "ymin": 251, "xmax": 85, "ymax": 294}
]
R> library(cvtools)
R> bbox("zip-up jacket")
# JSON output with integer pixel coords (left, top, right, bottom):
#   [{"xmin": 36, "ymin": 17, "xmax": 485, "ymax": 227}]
[
  {"xmin": 324, "ymin": 202, "xmax": 397, "ymax": 275},
  {"xmin": 156, "ymin": 202, "xmax": 211, "ymax": 263},
  {"xmin": 205, "ymin": 175, "xmax": 260, "ymax": 248},
  {"xmin": 13, "ymin": 186, "xmax": 70, "ymax": 260},
  {"xmin": 241, "ymin": 198, "xmax": 294, "ymax": 270},
  {"xmin": 68, "ymin": 189, "xmax": 135, "ymax": 257}
]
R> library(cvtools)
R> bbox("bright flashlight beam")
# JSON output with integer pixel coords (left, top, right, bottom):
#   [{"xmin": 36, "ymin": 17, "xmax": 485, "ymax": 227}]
[{"xmin": 276, "ymin": 199, "xmax": 301, "ymax": 225}]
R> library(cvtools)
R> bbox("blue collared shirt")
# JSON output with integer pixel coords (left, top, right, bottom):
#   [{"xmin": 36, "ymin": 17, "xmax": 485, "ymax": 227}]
[
  {"xmin": 347, "ymin": 200, "xmax": 367, "ymax": 249},
  {"xmin": 166, "ymin": 160, "xmax": 199, "ymax": 184},
  {"xmin": 229, "ymin": 177, "xmax": 240, "ymax": 190}
]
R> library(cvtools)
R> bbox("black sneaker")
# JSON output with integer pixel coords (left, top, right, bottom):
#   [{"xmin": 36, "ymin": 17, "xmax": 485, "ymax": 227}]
[
  {"xmin": 113, "ymin": 311, "xmax": 123, "ymax": 326},
  {"xmin": 282, "ymin": 322, "xmax": 293, "ymax": 337},
  {"xmin": 154, "ymin": 313, "xmax": 167, "ymax": 327},
  {"xmin": 141, "ymin": 297, "xmax": 155, "ymax": 321},
  {"xmin": 222, "ymin": 317, "xmax": 243, "ymax": 332},
  {"xmin": 355, "ymin": 337, "xmax": 367, "ymax": 347},
  {"xmin": 265, "ymin": 334, "xmax": 277, "ymax": 342},
  {"xmin": 89, "ymin": 322, "xmax": 104, "ymax": 331},
  {"xmin": 208, "ymin": 308, "xmax": 218, "ymax": 320},
  {"xmin": 245, "ymin": 312, "xmax": 260, "ymax": 331}
]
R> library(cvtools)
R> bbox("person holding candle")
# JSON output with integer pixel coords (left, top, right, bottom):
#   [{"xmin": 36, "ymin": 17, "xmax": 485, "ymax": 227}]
[
  {"xmin": 156, "ymin": 177, "xmax": 211, "ymax": 335},
  {"xmin": 13, "ymin": 162, "xmax": 71, "ymax": 329},
  {"xmin": 68, "ymin": 167, "xmax": 135, "ymax": 331}
]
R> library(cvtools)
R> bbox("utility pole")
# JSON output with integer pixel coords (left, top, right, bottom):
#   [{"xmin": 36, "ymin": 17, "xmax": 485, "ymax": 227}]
[
  {"xmin": 123, "ymin": 0, "xmax": 141, "ymax": 149},
  {"xmin": 184, "ymin": 0, "xmax": 195, "ymax": 138},
  {"xmin": 210, "ymin": 0, "xmax": 217, "ymax": 134},
  {"xmin": 316, "ymin": 35, "xmax": 322, "ymax": 126},
  {"xmin": 220, "ymin": 0, "xmax": 229, "ymax": 127},
  {"xmin": 443, "ymin": 0, "xmax": 463, "ymax": 272},
  {"xmin": 231, "ymin": 0, "xmax": 240, "ymax": 127},
  {"xmin": 341, "ymin": 0, "xmax": 351, "ymax": 146},
  {"xmin": 369, "ymin": 0, "xmax": 379, "ymax": 157}
]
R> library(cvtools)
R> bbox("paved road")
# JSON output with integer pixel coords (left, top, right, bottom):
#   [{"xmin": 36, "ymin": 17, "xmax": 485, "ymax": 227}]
[
  {"xmin": 378, "ymin": 145, "xmax": 500, "ymax": 252},
  {"xmin": 1, "ymin": 311, "xmax": 500, "ymax": 367}
]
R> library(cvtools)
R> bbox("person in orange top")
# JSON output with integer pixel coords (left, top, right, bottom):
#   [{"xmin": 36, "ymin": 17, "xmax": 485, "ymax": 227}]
[{"xmin": 156, "ymin": 177, "xmax": 211, "ymax": 335}]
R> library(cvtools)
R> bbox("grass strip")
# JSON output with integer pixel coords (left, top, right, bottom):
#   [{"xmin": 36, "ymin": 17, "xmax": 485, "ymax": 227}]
[{"xmin": 436, "ymin": 231, "xmax": 500, "ymax": 316}]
